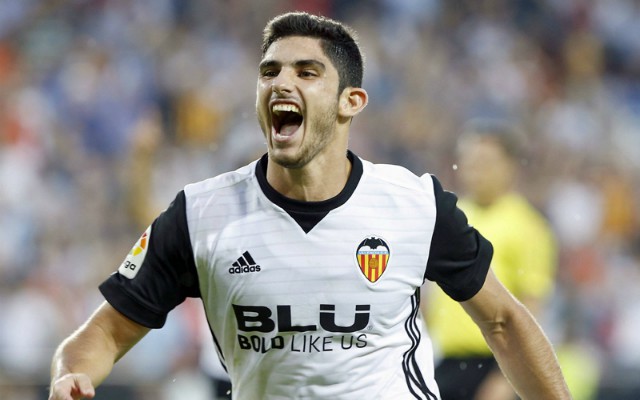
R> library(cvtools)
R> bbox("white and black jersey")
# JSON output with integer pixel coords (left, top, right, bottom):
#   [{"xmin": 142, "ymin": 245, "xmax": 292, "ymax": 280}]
[{"xmin": 100, "ymin": 151, "xmax": 492, "ymax": 400}]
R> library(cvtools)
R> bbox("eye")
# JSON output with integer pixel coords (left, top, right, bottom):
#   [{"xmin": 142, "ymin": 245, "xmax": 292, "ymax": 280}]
[
  {"xmin": 299, "ymin": 69, "xmax": 318, "ymax": 78},
  {"xmin": 261, "ymin": 69, "xmax": 278, "ymax": 78}
]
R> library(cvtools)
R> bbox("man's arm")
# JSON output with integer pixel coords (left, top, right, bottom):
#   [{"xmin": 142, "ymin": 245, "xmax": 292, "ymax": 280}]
[
  {"xmin": 461, "ymin": 270, "xmax": 571, "ymax": 400},
  {"xmin": 49, "ymin": 301, "xmax": 150, "ymax": 400},
  {"xmin": 473, "ymin": 292, "xmax": 551, "ymax": 400}
]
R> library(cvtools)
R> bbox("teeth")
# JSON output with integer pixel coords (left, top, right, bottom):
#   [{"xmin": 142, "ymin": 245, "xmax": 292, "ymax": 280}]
[{"xmin": 272, "ymin": 104, "xmax": 301, "ymax": 114}]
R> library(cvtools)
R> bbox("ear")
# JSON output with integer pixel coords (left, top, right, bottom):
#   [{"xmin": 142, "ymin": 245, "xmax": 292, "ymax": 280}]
[{"xmin": 338, "ymin": 87, "xmax": 368, "ymax": 118}]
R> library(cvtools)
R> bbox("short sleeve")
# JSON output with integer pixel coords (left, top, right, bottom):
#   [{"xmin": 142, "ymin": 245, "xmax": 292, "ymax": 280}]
[
  {"xmin": 99, "ymin": 190, "xmax": 200, "ymax": 328},
  {"xmin": 424, "ymin": 176, "xmax": 493, "ymax": 301}
]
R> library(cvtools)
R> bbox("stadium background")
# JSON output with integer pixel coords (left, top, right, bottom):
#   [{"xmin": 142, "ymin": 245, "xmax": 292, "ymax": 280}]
[{"xmin": 1, "ymin": 1, "xmax": 639, "ymax": 399}]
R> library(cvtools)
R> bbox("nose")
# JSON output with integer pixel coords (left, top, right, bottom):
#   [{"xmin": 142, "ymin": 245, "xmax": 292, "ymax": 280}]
[{"xmin": 271, "ymin": 71, "xmax": 293, "ymax": 95}]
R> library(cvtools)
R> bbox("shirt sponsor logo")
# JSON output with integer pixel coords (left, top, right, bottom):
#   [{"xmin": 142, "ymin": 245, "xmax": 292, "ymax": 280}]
[
  {"xmin": 233, "ymin": 304, "xmax": 370, "ymax": 333},
  {"xmin": 355, "ymin": 236, "xmax": 390, "ymax": 283},
  {"xmin": 232, "ymin": 304, "xmax": 371, "ymax": 354}
]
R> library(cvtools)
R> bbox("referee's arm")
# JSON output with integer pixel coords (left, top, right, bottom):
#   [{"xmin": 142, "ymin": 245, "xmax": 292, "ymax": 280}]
[{"xmin": 461, "ymin": 269, "xmax": 572, "ymax": 400}]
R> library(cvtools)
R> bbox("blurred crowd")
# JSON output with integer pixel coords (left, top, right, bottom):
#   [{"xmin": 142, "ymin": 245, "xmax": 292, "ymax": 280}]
[{"xmin": 0, "ymin": 1, "xmax": 639, "ymax": 399}]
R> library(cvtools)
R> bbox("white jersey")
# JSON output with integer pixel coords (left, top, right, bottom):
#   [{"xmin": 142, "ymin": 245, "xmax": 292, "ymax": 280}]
[{"xmin": 100, "ymin": 152, "xmax": 492, "ymax": 399}]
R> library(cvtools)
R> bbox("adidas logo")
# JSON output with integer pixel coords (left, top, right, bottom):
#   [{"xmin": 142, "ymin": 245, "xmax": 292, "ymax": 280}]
[{"xmin": 229, "ymin": 251, "xmax": 261, "ymax": 274}]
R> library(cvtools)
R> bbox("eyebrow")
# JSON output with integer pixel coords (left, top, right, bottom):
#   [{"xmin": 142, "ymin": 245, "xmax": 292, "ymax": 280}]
[
  {"xmin": 259, "ymin": 59, "xmax": 326, "ymax": 71},
  {"xmin": 294, "ymin": 59, "xmax": 326, "ymax": 71}
]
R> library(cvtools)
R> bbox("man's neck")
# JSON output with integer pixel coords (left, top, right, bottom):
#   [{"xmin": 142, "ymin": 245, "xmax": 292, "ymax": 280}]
[{"xmin": 266, "ymin": 151, "xmax": 352, "ymax": 202}]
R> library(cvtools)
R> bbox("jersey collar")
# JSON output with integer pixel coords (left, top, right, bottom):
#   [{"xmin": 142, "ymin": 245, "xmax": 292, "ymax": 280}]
[{"xmin": 255, "ymin": 151, "xmax": 363, "ymax": 233}]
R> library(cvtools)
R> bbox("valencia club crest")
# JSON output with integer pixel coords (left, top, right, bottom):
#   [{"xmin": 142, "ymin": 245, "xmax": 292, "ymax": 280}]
[{"xmin": 356, "ymin": 236, "xmax": 390, "ymax": 283}]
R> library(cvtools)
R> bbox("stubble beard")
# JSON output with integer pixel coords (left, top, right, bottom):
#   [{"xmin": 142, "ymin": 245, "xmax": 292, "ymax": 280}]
[{"xmin": 266, "ymin": 104, "xmax": 339, "ymax": 170}]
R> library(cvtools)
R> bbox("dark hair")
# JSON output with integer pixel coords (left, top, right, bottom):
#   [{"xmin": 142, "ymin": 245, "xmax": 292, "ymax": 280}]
[
  {"xmin": 459, "ymin": 118, "xmax": 528, "ymax": 160},
  {"xmin": 262, "ymin": 12, "xmax": 364, "ymax": 93}
]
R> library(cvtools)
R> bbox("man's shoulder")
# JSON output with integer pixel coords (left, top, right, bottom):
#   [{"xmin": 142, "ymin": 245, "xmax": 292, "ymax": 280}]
[
  {"xmin": 501, "ymin": 193, "xmax": 549, "ymax": 222},
  {"xmin": 184, "ymin": 160, "xmax": 258, "ymax": 198},
  {"xmin": 360, "ymin": 158, "xmax": 434, "ymax": 193}
]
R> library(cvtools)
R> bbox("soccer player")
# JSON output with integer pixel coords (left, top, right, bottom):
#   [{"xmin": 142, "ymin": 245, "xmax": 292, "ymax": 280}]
[
  {"xmin": 425, "ymin": 119, "xmax": 559, "ymax": 400},
  {"xmin": 48, "ymin": 12, "xmax": 570, "ymax": 400}
]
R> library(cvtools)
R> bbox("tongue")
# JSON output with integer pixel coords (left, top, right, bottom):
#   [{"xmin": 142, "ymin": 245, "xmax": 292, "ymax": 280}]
[{"xmin": 279, "ymin": 122, "xmax": 300, "ymax": 137}]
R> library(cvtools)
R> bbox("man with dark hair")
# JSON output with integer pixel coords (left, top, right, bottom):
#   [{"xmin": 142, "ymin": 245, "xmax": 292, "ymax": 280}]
[
  {"xmin": 49, "ymin": 13, "xmax": 570, "ymax": 400},
  {"xmin": 261, "ymin": 12, "xmax": 364, "ymax": 93}
]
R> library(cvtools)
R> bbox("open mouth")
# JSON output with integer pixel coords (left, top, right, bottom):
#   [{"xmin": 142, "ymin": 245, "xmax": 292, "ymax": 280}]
[{"xmin": 272, "ymin": 103, "xmax": 303, "ymax": 138}]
